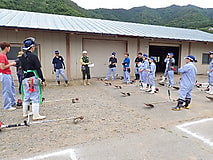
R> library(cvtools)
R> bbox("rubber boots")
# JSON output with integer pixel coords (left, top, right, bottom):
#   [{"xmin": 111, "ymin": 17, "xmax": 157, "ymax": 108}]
[
  {"xmin": 183, "ymin": 98, "xmax": 191, "ymax": 109},
  {"xmin": 83, "ymin": 80, "xmax": 86, "ymax": 86},
  {"xmin": 23, "ymin": 102, "xmax": 30, "ymax": 118},
  {"xmin": 32, "ymin": 103, "xmax": 46, "ymax": 121},
  {"xmin": 86, "ymin": 79, "xmax": 90, "ymax": 85},
  {"xmin": 172, "ymin": 99, "xmax": 184, "ymax": 111}
]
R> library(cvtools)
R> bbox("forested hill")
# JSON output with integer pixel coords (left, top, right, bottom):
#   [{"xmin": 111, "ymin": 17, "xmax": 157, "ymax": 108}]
[{"xmin": 0, "ymin": 0, "xmax": 212, "ymax": 33}]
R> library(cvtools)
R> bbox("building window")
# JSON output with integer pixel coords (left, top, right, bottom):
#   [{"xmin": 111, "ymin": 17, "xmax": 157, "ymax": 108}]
[
  {"xmin": 202, "ymin": 53, "xmax": 211, "ymax": 64},
  {"xmin": 6, "ymin": 43, "xmax": 39, "ymax": 60}
]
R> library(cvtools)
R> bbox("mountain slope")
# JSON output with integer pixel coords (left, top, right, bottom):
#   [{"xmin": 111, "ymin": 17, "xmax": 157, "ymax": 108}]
[{"xmin": 0, "ymin": 0, "xmax": 212, "ymax": 33}]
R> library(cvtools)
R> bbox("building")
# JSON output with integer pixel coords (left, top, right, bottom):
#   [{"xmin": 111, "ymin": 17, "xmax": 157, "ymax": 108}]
[{"xmin": 0, "ymin": 9, "xmax": 213, "ymax": 80}]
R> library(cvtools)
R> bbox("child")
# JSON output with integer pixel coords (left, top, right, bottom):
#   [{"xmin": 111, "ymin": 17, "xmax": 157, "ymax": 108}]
[
  {"xmin": 134, "ymin": 52, "xmax": 143, "ymax": 80},
  {"xmin": 122, "ymin": 53, "xmax": 130, "ymax": 84},
  {"xmin": 139, "ymin": 54, "xmax": 149, "ymax": 90},
  {"xmin": 207, "ymin": 51, "xmax": 213, "ymax": 94},
  {"xmin": 105, "ymin": 52, "xmax": 117, "ymax": 81},
  {"xmin": 172, "ymin": 55, "xmax": 197, "ymax": 111},
  {"xmin": 160, "ymin": 52, "xmax": 175, "ymax": 83},
  {"xmin": 146, "ymin": 57, "xmax": 156, "ymax": 94}
]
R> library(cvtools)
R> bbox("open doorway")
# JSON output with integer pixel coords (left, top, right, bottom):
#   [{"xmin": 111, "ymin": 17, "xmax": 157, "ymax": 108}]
[{"xmin": 149, "ymin": 45, "xmax": 179, "ymax": 73}]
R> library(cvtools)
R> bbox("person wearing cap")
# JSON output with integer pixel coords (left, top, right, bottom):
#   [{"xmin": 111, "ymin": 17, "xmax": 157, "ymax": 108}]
[
  {"xmin": 146, "ymin": 56, "xmax": 156, "ymax": 94},
  {"xmin": 80, "ymin": 50, "xmax": 91, "ymax": 85},
  {"xmin": 122, "ymin": 53, "xmax": 130, "ymax": 84},
  {"xmin": 139, "ymin": 54, "xmax": 149, "ymax": 90},
  {"xmin": 172, "ymin": 55, "xmax": 197, "ymax": 111},
  {"xmin": 160, "ymin": 53, "xmax": 175, "ymax": 83},
  {"xmin": 134, "ymin": 52, "xmax": 143, "ymax": 80},
  {"xmin": 0, "ymin": 41, "xmax": 17, "ymax": 111},
  {"xmin": 104, "ymin": 52, "xmax": 117, "ymax": 81},
  {"xmin": 20, "ymin": 37, "xmax": 46, "ymax": 120},
  {"xmin": 15, "ymin": 50, "xmax": 24, "ymax": 94},
  {"xmin": 52, "ymin": 50, "xmax": 68, "ymax": 86},
  {"xmin": 167, "ymin": 53, "xmax": 175, "ymax": 87},
  {"xmin": 207, "ymin": 51, "xmax": 213, "ymax": 95}
]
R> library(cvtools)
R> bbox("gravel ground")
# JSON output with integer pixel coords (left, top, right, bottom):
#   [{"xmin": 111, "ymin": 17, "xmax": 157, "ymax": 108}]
[{"xmin": 0, "ymin": 74, "xmax": 213, "ymax": 160}]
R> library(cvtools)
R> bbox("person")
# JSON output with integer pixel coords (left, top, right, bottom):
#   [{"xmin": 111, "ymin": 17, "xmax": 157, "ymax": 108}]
[
  {"xmin": 15, "ymin": 50, "xmax": 24, "ymax": 94},
  {"xmin": 0, "ymin": 41, "xmax": 17, "ymax": 111},
  {"xmin": 207, "ymin": 51, "xmax": 213, "ymax": 94},
  {"xmin": 52, "ymin": 50, "xmax": 68, "ymax": 86},
  {"xmin": 139, "ymin": 54, "xmax": 149, "ymax": 90},
  {"xmin": 80, "ymin": 50, "xmax": 91, "ymax": 85},
  {"xmin": 122, "ymin": 53, "xmax": 130, "ymax": 84},
  {"xmin": 172, "ymin": 55, "xmax": 197, "ymax": 111},
  {"xmin": 167, "ymin": 53, "xmax": 175, "ymax": 87},
  {"xmin": 146, "ymin": 57, "xmax": 156, "ymax": 94},
  {"xmin": 160, "ymin": 53, "xmax": 175, "ymax": 83},
  {"xmin": 104, "ymin": 52, "xmax": 117, "ymax": 81},
  {"xmin": 20, "ymin": 37, "xmax": 46, "ymax": 120},
  {"xmin": 134, "ymin": 52, "xmax": 143, "ymax": 80}
]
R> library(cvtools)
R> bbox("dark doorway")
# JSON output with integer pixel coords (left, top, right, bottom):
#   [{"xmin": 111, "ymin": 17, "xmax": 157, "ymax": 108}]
[{"xmin": 149, "ymin": 45, "xmax": 179, "ymax": 73}]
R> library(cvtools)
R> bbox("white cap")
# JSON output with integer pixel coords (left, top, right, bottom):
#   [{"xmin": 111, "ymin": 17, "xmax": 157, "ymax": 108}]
[{"xmin": 82, "ymin": 50, "xmax": 88, "ymax": 54}]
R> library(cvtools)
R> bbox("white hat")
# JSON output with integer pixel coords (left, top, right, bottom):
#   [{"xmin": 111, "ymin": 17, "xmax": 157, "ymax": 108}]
[{"xmin": 82, "ymin": 50, "xmax": 88, "ymax": 54}]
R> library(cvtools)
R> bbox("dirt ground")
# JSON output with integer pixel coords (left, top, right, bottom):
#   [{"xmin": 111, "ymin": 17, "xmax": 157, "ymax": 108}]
[{"xmin": 0, "ymin": 74, "xmax": 213, "ymax": 160}]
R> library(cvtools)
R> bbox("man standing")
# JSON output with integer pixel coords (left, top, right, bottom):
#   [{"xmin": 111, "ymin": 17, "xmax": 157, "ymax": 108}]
[
  {"xmin": 0, "ymin": 41, "xmax": 16, "ymax": 110},
  {"xmin": 52, "ymin": 50, "xmax": 68, "ymax": 86},
  {"xmin": 80, "ymin": 50, "xmax": 91, "ymax": 85},
  {"xmin": 104, "ymin": 52, "xmax": 117, "ymax": 81},
  {"xmin": 122, "ymin": 53, "xmax": 130, "ymax": 84},
  {"xmin": 20, "ymin": 37, "xmax": 46, "ymax": 120},
  {"xmin": 172, "ymin": 55, "xmax": 197, "ymax": 111},
  {"xmin": 207, "ymin": 51, "xmax": 213, "ymax": 95}
]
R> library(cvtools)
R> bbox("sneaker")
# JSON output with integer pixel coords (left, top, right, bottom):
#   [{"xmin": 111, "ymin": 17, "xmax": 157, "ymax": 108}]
[
  {"xmin": 172, "ymin": 106, "xmax": 182, "ymax": 111},
  {"xmin": 183, "ymin": 104, "xmax": 190, "ymax": 109},
  {"xmin": 7, "ymin": 107, "xmax": 16, "ymax": 111}
]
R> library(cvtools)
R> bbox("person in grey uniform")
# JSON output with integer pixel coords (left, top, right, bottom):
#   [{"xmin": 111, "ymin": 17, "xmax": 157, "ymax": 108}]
[
  {"xmin": 207, "ymin": 51, "xmax": 213, "ymax": 94},
  {"xmin": 167, "ymin": 53, "xmax": 176, "ymax": 87},
  {"xmin": 172, "ymin": 55, "xmax": 197, "ymax": 111},
  {"xmin": 139, "ymin": 54, "xmax": 149, "ymax": 90},
  {"xmin": 160, "ymin": 53, "xmax": 175, "ymax": 83},
  {"xmin": 146, "ymin": 57, "xmax": 156, "ymax": 94}
]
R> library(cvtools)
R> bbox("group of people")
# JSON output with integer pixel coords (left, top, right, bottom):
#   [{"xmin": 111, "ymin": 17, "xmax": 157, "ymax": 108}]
[
  {"xmin": 0, "ymin": 38, "xmax": 46, "ymax": 120},
  {"xmin": 0, "ymin": 37, "xmax": 212, "ymax": 116},
  {"xmin": 104, "ymin": 52, "xmax": 157, "ymax": 94},
  {"xmin": 103, "ymin": 51, "xmax": 213, "ymax": 111}
]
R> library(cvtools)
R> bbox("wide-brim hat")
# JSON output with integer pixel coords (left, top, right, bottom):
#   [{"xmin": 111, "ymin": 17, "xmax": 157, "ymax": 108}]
[{"xmin": 209, "ymin": 51, "xmax": 213, "ymax": 54}]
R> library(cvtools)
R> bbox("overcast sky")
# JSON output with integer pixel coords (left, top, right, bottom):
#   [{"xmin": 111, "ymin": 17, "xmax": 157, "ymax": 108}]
[{"xmin": 71, "ymin": 0, "xmax": 213, "ymax": 9}]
